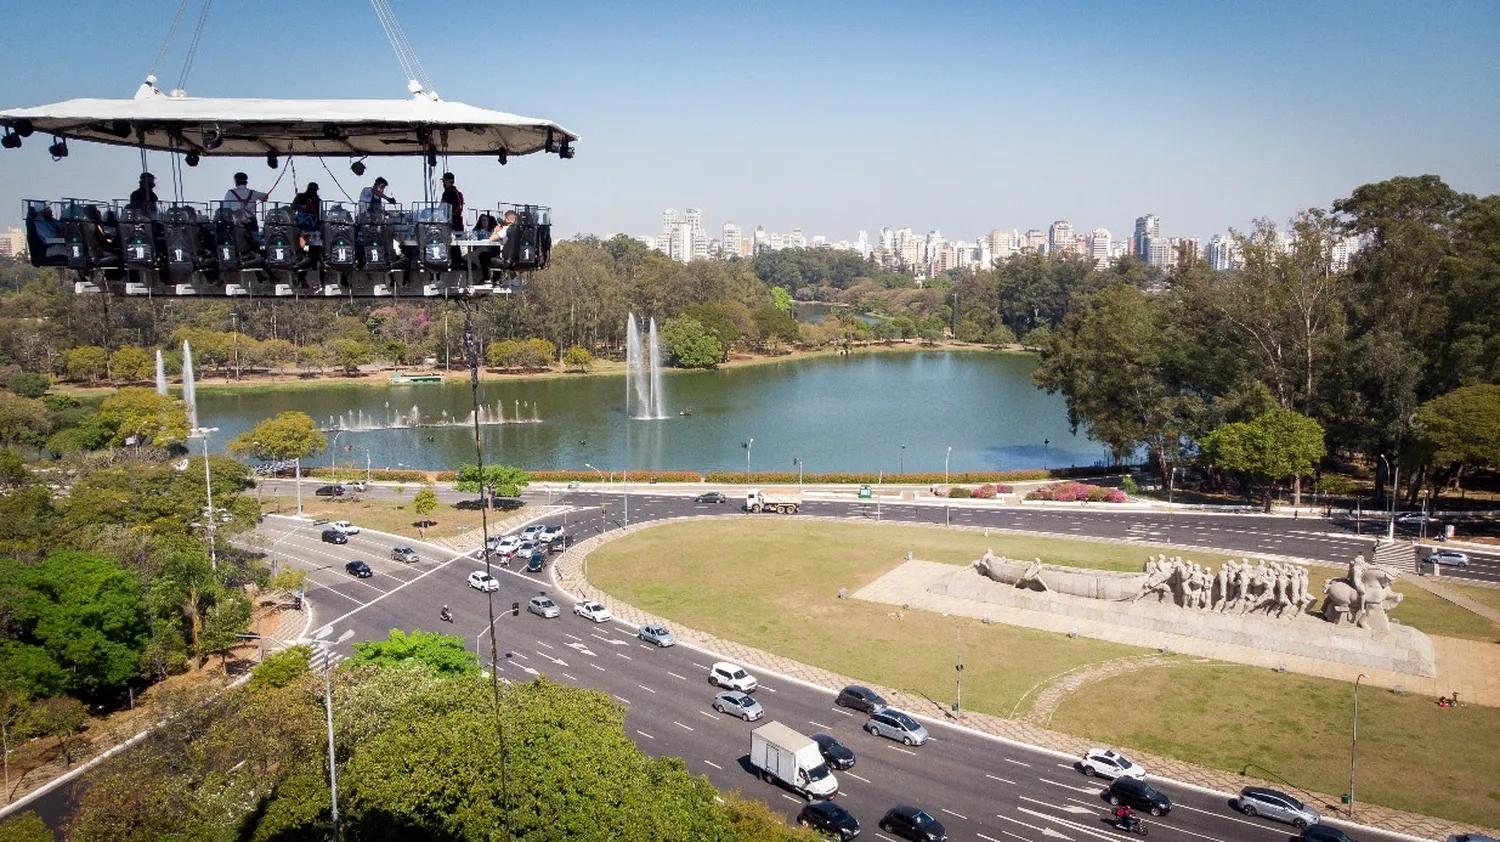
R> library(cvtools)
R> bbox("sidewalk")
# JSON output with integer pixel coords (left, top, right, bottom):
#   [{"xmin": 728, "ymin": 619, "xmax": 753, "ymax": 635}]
[{"xmin": 551, "ymin": 515, "xmax": 1498, "ymax": 842}]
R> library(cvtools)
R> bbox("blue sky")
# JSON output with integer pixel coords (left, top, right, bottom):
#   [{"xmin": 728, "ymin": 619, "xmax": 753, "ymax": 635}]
[{"xmin": 2, "ymin": 0, "xmax": 1497, "ymax": 243}]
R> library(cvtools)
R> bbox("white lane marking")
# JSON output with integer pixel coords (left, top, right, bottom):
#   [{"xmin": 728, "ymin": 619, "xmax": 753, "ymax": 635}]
[
  {"xmin": 846, "ymin": 772, "xmax": 871, "ymax": 784},
  {"xmin": 306, "ymin": 584, "xmax": 365, "ymax": 605},
  {"xmin": 564, "ymin": 633, "xmax": 582, "ymax": 641},
  {"xmin": 518, "ymin": 666, "xmax": 539, "ymax": 676},
  {"xmin": 697, "ymin": 709, "xmax": 718, "ymax": 720},
  {"xmin": 667, "ymin": 671, "xmax": 687, "ymax": 680},
  {"xmin": 830, "ymin": 707, "xmax": 854, "ymax": 717},
  {"xmin": 637, "ymin": 683, "xmax": 656, "ymax": 694},
  {"xmin": 986, "ymin": 773, "xmax": 1016, "ymax": 784},
  {"xmin": 638, "ymin": 644, "xmax": 655, "ymax": 651},
  {"xmin": 703, "ymin": 760, "xmax": 722, "ymax": 769},
  {"xmin": 673, "ymin": 720, "xmax": 694, "ymax": 732},
  {"xmin": 761, "ymin": 685, "xmax": 776, "ymax": 692},
  {"xmin": 614, "ymin": 694, "xmax": 631, "ymax": 705},
  {"xmin": 1020, "ymin": 795, "xmax": 1093, "ymax": 816},
  {"xmin": 780, "ymin": 794, "xmax": 801, "ymax": 804},
  {"xmin": 589, "ymin": 663, "xmax": 606, "ymax": 672},
  {"xmin": 1040, "ymin": 777, "xmax": 1104, "ymax": 795},
  {"xmin": 1057, "ymin": 763, "xmax": 1075, "ymax": 769},
  {"xmin": 1004, "ymin": 757, "xmax": 1032, "ymax": 767},
  {"xmin": 616, "ymin": 652, "xmax": 632, "ymax": 661},
  {"xmin": 564, "ymin": 642, "xmax": 597, "ymax": 656},
  {"xmin": 537, "ymin": 640, "xmax": 554, "ymax": 649},
  {"xmin": 995, "ymin": 812, "xmax": 1076, "ymax": 841},
  {"xmin": 1172, "ymin": 802, "xmax": 1281, "ymax": 832},
  {"xmin": 634, "ymin": 729, "xmax": 653, "ymax": 739},
  {"xmin": 887, "ymin": 745, "xmax": 918, "ymax": 756},
  {"xmin": 692, "ymin": 662, "xmax": 709, "ymax": 669},
  {"xmin": 561, "ymin": 673, "xmax": 577, "ymax": 682},
  {"xmin": 512, "ymin": 651, "xmax": 530, "ymax": 660},
  {"xmin": 808, "ymin": 720, "xmax": 831, "ymax": 730},
  {"xmin": 940, "ymin": 808, "xmax": 969, "ymax": 821}
]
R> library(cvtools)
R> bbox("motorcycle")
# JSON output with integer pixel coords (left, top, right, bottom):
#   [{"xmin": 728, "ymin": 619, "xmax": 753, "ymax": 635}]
[
  {"xmin": 439, "ymin": 608, "xmax": 454, "ymax": 623},
  {"xmin": 1112, "ymin": 816, "xmax": 1147, "ymax": 836}
]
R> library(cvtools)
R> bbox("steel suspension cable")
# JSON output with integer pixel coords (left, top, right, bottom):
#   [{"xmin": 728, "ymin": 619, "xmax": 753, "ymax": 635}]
[
  {"xmin": 175, "ymin": 0, "xmax": 214, "ymax": 93},
  {"xmin": 148, "ymin": 0, "xmax": 192, "ymax": 81}
]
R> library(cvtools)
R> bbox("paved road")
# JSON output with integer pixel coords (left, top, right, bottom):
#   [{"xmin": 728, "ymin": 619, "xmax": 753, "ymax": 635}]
[{"xmin": 250, "ymin": 501, "xmax": 1425, "ymax": 842}]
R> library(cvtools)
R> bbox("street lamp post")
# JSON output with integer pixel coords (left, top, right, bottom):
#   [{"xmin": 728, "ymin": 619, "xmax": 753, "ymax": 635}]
[
  {"xmin": 195, "ymin": 427, "xmax": 220, "ymax": 570},
  {"xmin": 316, "ymin": 629, "xmax": 355, "ymax": 842},
  {"xmin": 1348, "ymin": 673, "xmax": 1369, "ymax": 819},
  {"xmin": 331, "ymin": 430, "xmax": 345, "ymax": 480},
  {"xmin": 1378, "ymin": 455, "xmax": 1398, "ymax": 542},
  {"xmin": 793, "ymin": 458, "xmax": 803, "ymax": 489},
  {"xmin": 1166, "ymin": 465, "xmax": 1180, "ymax": 544},
  {"xmin": 899, "ymin": 445, "xmax": 905, "ymax": 477},
  {"xmin": 743, "ymin": 438, "xmax": 754, "ymax": 478},
  {"xmin": 295, "ymin": 456, "xmax": 304, "ymax": 515},
  {"xmin": 1043, "ymin": 438, "xmax": 1050, "ymax": 472},
  {"xmin": 944, "ymin": 446, "xmax": 952, "ymax": 485}
]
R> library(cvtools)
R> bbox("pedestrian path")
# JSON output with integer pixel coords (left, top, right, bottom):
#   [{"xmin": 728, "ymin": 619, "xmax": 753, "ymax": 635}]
[{"xmin": 550, "ymin": 514, "xmax": 1499, "ymax": 841}]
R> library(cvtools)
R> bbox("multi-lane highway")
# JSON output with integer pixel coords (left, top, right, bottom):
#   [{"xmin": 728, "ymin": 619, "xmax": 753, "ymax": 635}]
[{"xmin": 251, "ymin": 487, "xmax": 1449, "ymax": 842}]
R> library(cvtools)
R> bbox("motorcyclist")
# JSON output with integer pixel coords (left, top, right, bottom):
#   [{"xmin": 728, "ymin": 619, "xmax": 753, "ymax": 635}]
[
  {"xmin": 440, "ymin": 605, "xmax": 453, "ymax": 622},
  {"xmin": 1113, "ymin": 805, "xmax": 1136, "ymax": 830}
]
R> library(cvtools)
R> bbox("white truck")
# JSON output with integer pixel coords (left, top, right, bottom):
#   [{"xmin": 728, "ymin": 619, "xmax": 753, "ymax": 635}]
[
  {"xmin": 750, "ymin": 721, "xmax": 838, "ymax": 800},
  {"xmin": 746, "ymin": 488, "xmax": 802, "ymax": 514}
]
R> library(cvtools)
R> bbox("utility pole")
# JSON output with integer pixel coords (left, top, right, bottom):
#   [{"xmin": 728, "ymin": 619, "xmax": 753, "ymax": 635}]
[
  {"xmin": 1348, "ymin": 673, "xmax": 1369, "ymax": 819},
  {"xmin": 196, "ymin": 426, "xmax": 220, "ymax": 570}
]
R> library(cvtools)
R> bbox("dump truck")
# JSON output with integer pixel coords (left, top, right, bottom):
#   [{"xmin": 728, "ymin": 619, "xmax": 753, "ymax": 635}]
[
  {"xmin": 746, "ymin": 488, "xmax": 802, "ymax": 514},
  {"xmin": 750, "ymin": 721, "xmax": 838, "ymax": 800}
]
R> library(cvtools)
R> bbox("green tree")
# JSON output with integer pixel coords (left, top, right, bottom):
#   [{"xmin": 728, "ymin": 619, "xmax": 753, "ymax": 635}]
[
  {"xmin": 64, "ymin": 346, "xmax": 109, "ymax": 382},
  {"xmin": 562, "ymin": 344, "xmax": 593, "ymax": 372},
  {"xmin": 770, "ymin": 285, "xmax": 793, "ymax": 312},
  {"xmin": 487, "ymin": 338, "xmax": 523, "ymax": 369},
  {"xmin": 0, "ymin": 392, "xmax": 48, "ymax": 448},
  {"xmin": 454, "ymin": 463, "xmax": 530, "ymax": 507},
  {"xmin": 0, "ymin": 550, "xmax": 151, "ymax": 698},
  {"xmin": 1202, "ymin": 408, "xmax": 1327, "ymax": 509},
  {"xmin": 248, "ymin": 645, "xmax": 312, "ymax": 691},
  {"xmin": 227, "ymin": 411, "xmax": 327, "ymax": 467},
  {"xmin": 660, "ymin": 317, "xmax": 723, "ymax": 369},
  {"xmin": 348, "ymin": 629, "xmax": 478, "ymax": 677},
  {"xmin": 267, "ymin": 566, "xmax": 308, "ymax": 596},
  {"xmin": 108, "ymin": 345, "xmax": 154, "ymax": 383},
  {"xmin": 323, "ymin": 338, "xmax": 373, "ymax": 376},
  {"xmin": 411, "ymin": 483, "xmax": 439, "ymax": 537},
  {"xmin": 7, "ymin": 371, "xmax": 49, "ymax": 398},
  {"xmin": 257, "ymin": 337, "xmax": 298, "ymax": 376},
  {"xmin": 752, "ymin": 305, "xmax": 800, "ymax": 351},
  {"xmin": 197, "ymin": 589, "xmax": 253, "ymax": 667},
  {"xmin": 1413, "ymin": 384, "xmax": 1500, "ymax": 493},
  {"xmin": 0, "ymin": 811, "xmax": 51, "ymax": 842},
  {"xmin": 98, "ymin": 387, "xmax": 190, "ymax": 448},
  {"xmin": 29, "ymin": 696, "xmax": 87, "ymax": 766}
]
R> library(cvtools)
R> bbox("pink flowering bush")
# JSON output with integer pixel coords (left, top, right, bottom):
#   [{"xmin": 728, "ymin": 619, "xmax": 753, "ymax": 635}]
[{"xmin": 1026, "ymin": 481, "xmax": 1127, "ymax": 503}]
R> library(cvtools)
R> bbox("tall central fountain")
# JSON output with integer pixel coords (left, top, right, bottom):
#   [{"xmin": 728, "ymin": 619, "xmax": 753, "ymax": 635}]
[{"xmin": 626, "ymin": 313, "xmax": 666, "ymax": 419}]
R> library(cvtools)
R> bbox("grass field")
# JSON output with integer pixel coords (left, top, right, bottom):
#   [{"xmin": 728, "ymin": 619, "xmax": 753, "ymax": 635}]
[
  {"xmin": 1388, "ymin": 584, "xmax": 1500, "ymax": 643},
  {"xmin": 587, "ymin": 520, "xmax": 1146, "ymax": 717},
  {"xmin": 1049, "ymin": 662, "xmax": 1500, "ymax": 829}
]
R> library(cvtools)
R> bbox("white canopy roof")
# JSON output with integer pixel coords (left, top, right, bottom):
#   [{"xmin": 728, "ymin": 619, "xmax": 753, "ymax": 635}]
[{"xmin": 0, "ymin": 89, "xmax": 579, "ymax": 158}]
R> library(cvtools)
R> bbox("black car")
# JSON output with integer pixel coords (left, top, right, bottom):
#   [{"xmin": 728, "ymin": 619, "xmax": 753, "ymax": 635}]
[
  {"xmin": 1106, "ymin": 777, "xmax": 1172, "ymax": 816},
  {"xmin": 797, "ymin": 800, "xmax": 861, "ymax": 839},
  {"xmin": 878, "ymin": 806, "xmax": 946, "ymax": 842},
  {"xmin": 526, "ymin": 554, "xmax": 546, "ymax": 573},
  {"xmin": 549, "ymin": 534, "xmax": 573, "ymax": 554},
  {"xmin": 1302, "ymin": 826, "xmax": 1356, "ymax": 842},
  {"xmin": 811, "ymin": 733, "xmax": 856, "ymax": 770},
  {"xmin": 315, "ymin": 484, "xmax": 345, "ymax": 497},
  {"xmin": 835, "ymin": 685, "xmax": 887, "ymax": 714},
  {"xmin": 344, "ymin": 560, "xmax": 373, "ymax": 578},
  {"xmin": 321, "ymin": 529, "xmax": 348, "ymax": 544},
  {"xmin": 695, "ymin": 491, "xmax": 728, "ymax": 504}
]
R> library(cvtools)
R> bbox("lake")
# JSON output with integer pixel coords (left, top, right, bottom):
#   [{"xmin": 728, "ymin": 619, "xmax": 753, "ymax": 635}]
[{"xmin": 197, "ymin": 351, "xmax": 1105, "ymax": 475}]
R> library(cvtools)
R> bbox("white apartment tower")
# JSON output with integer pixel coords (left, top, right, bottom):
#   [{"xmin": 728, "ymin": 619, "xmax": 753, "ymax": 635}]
[
  {"xmin": 1087, "ymin": 228, "xmax": 1111, "ymax": 263},
  {"xmin": 685, "ymin": 208, "xmax": 708, "ymax": 260},
  {"xmin": 988, "ymin": 229, "xmax": 1019, "ymax": 260},
  {"xmin": 1146, "ymin": 237, "xmax": 1175, "ymax": 268},
  {"xmin": 753, "ymin": 226, "xmax": 769, "ymax": 254},
  {"xmin": 723, "ymin": 222, "xmax": 742, "ymax": 258},
  {"xmin": 1048, "ymin": 220, "xmax": 1075, "ymax": 256},
  {"xmin": 1023, "ymin": 229, "xmax": 1047, "ymax": 252},
  {"xmin": 1206, "ymin": 234, "xmax": 1240, "ymax": 270},
  {"xmin": 1133, "ymin": 214, "xmax": 1160, "ymax": 256}
]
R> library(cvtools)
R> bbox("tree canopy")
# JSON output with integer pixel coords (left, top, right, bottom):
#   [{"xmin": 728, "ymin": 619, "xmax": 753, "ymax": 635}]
[{"xmin": 227, "ymin": 410, "xmax": 326, "ymax": 462}]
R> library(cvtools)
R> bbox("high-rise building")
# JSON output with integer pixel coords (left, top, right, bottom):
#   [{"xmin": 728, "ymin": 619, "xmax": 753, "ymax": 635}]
[
  {"xmin": 1022, "ymin": 229, "xmax": 1047, "ymax": 252},
  {"xmin": 0, "ymin": 227, "xmax": 24, "ymax": 259},
  {"xmin": 753, "ymin": 226, "xmax": 769, "ymax": 255},
  {"xmin": 1145, "ymin": 236, "xmax": 1174, "ymax": 268},
  {"xmin": 988, "ymin": 228, "xmax": 1019, "ymax": 260},
  {"xmin": 684, "ymin": 208, "xmax": 708, "ymax": 260},
  {"xmin": 722, "ymin": 222, "xmax": 742, "ymax": 259},
  {"xmin": 1048, "ymin": 220, "xmax": 1075, "ymax": 255},
  {"xmin": 1331, "ymin": 236, "xmax": 1359, "ymax": 272},
  {"xmin": 856, "ymin": 230, "xmax": 870, "ymax": 259},
  {"xmin": 1133, "ymin": 215, "xmax": 1160, "ymax": 257},
  {"xmin": 1086, "ymin": 228, "xmax": 1112, "ymax": 263},
  {"xmin": 769, "ymin": 233, "xmax": 784, "ymax": 251},
  {"xmin": 1206, "ymin": 234, "xmax": 1240, "ymax": 270}
]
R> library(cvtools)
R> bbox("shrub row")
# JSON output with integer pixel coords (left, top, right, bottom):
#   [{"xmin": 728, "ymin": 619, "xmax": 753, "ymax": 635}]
[
  {"xmin": 938, "ymin": 483, "xmax": 1014, "ymax": 499},
  {"xmin": 299, "ymin": 466, "xmax": 1127, "ymax": 486},
  {"xmin": 1025, "ymin": 481, "xmax": 1127, "ymax": 503}
]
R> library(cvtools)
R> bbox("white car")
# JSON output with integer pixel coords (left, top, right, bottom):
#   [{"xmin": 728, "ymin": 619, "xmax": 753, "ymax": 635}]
[
  {"xmin": 708, "ymin": 661, "xmax": 758, "ymax": 693},
  {"xmin": 331, "ymin": 520, "xmax": 360, "ymax": 535},
  {"xmin": 1080, "ymin": 748, "xmax": 1146, "ymax": 779},
  {"xmin": 490, "ymin": 535, "xmax": 522, "ymax": 557},
  {"xmin": 467, "ymin": 571, "xmax": 499, "ymax": 592},
  {"xmin": 573, "ymin": 601, "xmax": 612, "ymax": 623},
  {"xmin": 527, "ymin": 596, "xmax": 560, "ymax": 618},
  {"xmin": 520, "ymin": 524, "xmax": 547, "ymax": 541}
]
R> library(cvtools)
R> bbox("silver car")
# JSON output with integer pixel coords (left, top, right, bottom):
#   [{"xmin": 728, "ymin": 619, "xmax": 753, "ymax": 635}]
[
  {"xmin": 864, "ymin": 708, "xmax": 929, "ymax": 746},
  {"xmin": 1426, "ymin": 550, "xmax": 1470, "ymax": 568},
  {"xmin": 1235, "ymin": 786, "xmax": 1320, "ymax": 829},
  {"xmin": 711, "ymin": 690, "xmax": 764, "ymax": 721},
  {"xmin": 526, "ymin": 596, "xmax": 560, "ymax": 618}
]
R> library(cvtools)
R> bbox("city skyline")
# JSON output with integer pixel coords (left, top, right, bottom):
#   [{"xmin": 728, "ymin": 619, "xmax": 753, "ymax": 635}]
[{"xmin": 0, "ymin": 1, "xmax": 1496, "ymax": 238}]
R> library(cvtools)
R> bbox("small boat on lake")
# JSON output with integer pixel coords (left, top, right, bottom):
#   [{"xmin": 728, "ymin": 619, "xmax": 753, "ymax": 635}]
[{"xmin": 389, "ymin": 372, "xmax": 444, "ymax": 385}]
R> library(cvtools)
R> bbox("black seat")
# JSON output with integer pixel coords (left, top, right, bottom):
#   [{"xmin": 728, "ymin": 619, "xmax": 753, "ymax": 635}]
[
  {"xmin": 356, "ymin": 214, "xmax": 408, "ymax": 270},
  {"xmin": 117, "ymin": 208, "xmax": 165, "ymax": 270},
  {"xmin": 321, "ymin": 207, "xmax": 357, "ymax": 271},
  {"xmin": 23, "ymin": 203, "xmax": 69, "ymax": 268},
  {"xmin": 63, "ymin": 216, "xmax": 122, "ymax": 271},
  {"xmin": 164, "ymin": 207, "xmax": 215, "ymax": 277},
  {"xmin": 263, "ymin": 207, "xmax": 315, "ymax": 272},
  {"xmin": 417, "ymin": 220, "xmax": 452, "ymax": 271},
  {"xmin": 498, "ymin": 214, "xmax": 545, "ymax": 270},
  {"xmin": 214, "ymin": 209, "xmax": 264, "ymax": 273}
]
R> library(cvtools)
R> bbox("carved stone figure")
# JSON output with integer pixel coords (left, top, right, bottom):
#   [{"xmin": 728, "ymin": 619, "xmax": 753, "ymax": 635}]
[{"xmin": 1322, "ymin": 555, "xmax": 1405, "ymax": 632}]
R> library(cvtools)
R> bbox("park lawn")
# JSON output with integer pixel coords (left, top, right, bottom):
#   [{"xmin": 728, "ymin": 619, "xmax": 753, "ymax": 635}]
[
  {"xmin": 587, "ymin": 520, "xmax": 1149, "ymax": 717},
  {"xmin": 1388, "ymin": 585, "xmax": 1500, "ymax": 643},
  {"xmin": 257, "ymin": 493, "xmax": 523, "ymax": 542},
  {"xmin": 1447, "ymin": 581, "xmax": 1500, "ymax": 617},
  {"xmin": 1049, "ymin": 662, "xmax": 1500, "ymax": 830}
]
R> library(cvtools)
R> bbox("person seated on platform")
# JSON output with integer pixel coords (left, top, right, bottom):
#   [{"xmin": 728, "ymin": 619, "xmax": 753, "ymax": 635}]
[
  {"xmin": 292, "ymin": 183, "xmax": 322, "ymax": 233},
  {"xmin": 127, "ymin": 172, "xmax": 160, "ymax": 215},
  {"xmin": 358, "ymin": 177, "xmax": 397, "ymax": 216},
  {"xmin": 224, "ymin": 172, "xmax": 269, "ymax": 230},
  {"xmin": 84, "ymin": 205, "xmax": 119, "ymax": 249},
  {"xmin": 439, "ymin": 172, "xmax": 465, "ymax": 232},
  {"xmin": 488, "ymin": 210, "xmax": 518, "ymax": 243},
  {"xmin": 472, "ymin": 213, "xmax": 497, "ymax": 239}
]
